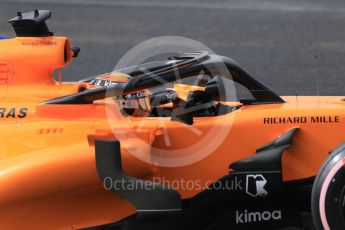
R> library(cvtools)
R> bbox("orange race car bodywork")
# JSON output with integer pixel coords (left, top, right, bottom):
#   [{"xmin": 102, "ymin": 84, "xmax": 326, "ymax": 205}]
[{"xmin": 1, "ymin": 10, "xmax": 344, "ymax": 230}]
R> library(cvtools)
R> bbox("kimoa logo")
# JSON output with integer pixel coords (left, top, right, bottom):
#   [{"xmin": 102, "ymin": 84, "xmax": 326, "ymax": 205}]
[{"xmin": 235, "ymin": 210, "xmax": 282, "ymax": 224}]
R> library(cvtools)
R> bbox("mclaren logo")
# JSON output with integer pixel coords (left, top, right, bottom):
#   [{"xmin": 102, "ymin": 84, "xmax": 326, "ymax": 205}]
[
  {"xmin": 246, "ymin": 174, "xmax": 268, "ymax": 197},
  {"xmin": 235, "ymin": 210, "xmax": 282, "ymax": 224},
  {"xmin": 0, "ymin": 107, "xmax": 28, "ymax": 118}
]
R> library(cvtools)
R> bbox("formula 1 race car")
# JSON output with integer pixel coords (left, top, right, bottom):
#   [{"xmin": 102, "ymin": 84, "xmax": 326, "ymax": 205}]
[{"xmin": 1, "ymin": 10, "xmax": 344, "ymax": 230}]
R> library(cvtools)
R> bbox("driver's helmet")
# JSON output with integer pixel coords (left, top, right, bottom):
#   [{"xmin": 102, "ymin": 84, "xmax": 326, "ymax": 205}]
[
  {"xmin": 89, "ymin": 72, "xmax": 151, "ymax": 116},
  {"xmin": 121, "ymin": 90, "xmax": 152, "ymax": 117}
]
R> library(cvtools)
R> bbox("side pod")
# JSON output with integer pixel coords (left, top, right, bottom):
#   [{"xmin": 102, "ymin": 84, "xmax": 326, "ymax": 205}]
[
  {"xmin": 231, "ymin": 127, "xmax": 299, "ymax": 171},
  {"xmin": 193, "ymin": 127, "xmax": 299, "ymax": 206},
  {"xmin": 190, "ymin": 128, "xmax": 301, "ymax": 229},
  {"xmin": 95, "ymin": 140, "xmax": 182, "ymax": 218},
  {"xmin": 228, "ymin": 127, "xmax": 299, "ymax": 197}
]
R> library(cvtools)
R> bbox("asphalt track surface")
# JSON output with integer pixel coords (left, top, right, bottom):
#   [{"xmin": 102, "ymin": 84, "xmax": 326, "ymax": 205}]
[{"xmin": 1, "ymin": 0, "xmax": 345, "ymax": 96}]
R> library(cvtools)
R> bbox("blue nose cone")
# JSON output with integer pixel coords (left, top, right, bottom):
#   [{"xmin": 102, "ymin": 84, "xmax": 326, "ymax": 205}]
[{"xmin": 0, "ymin": 36, "xmax": 8, "ymax": 40}]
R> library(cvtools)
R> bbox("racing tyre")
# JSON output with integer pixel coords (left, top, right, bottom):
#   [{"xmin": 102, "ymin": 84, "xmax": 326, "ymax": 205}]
[{"xmin": 311, "ymin": 143, "xmax": 345, "ymax": 230}]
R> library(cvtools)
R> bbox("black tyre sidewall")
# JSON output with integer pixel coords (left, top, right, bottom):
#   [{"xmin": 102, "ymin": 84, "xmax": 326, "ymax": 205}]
[{"xmin": 311, "ymin": 144, "xmax": 345, "ymax": 230}]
